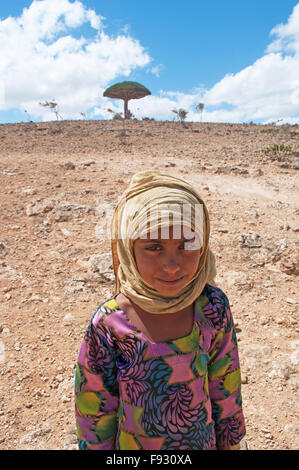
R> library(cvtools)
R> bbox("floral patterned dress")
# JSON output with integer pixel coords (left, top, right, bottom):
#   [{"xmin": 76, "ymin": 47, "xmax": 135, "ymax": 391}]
[{"xmin": 74, "ymin": 284, "xmax": 246, "ymax": 450}]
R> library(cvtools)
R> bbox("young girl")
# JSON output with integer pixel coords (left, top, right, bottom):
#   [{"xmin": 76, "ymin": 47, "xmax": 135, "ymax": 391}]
[{"xmin": 74, "ymin": 171, "xmax": 246, "ymax": 450}]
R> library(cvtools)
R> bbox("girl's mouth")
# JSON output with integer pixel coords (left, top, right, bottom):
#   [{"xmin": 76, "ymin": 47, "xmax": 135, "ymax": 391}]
[{"xmin": 157, "ymin": 276, "xmax": 184, "ymax": 285}]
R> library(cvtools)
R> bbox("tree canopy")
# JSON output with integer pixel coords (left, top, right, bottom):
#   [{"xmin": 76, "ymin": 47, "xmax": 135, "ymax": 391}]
[{"xmin": 103, "ymin": 81, "xmax": 151, "ymax": 119}]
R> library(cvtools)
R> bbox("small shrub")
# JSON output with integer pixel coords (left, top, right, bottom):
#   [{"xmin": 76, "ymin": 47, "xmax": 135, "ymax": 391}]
[
  {"xmin": 260, "ymin": 128, "xmax": 279, "ymax": 133},
  {"xmin": 172, "ymin": 108, "xmax": 188, "ymax": 127},
  {"xmin": 264, "ymin": 144, "xmax": 294, "ymax": 154},
  {"xmin": 112, "ymin": 113, "xmax": 123, "ymax": 120}
]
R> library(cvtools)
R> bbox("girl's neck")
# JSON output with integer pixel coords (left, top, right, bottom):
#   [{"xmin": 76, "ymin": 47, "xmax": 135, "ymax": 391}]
[
  {"xmin": 131, "ymin": 299, "xmax": 192, "ymax": 317},
  {"xmin": 115, "ymin": 293, "xmax": 195, "ymax": 342}
]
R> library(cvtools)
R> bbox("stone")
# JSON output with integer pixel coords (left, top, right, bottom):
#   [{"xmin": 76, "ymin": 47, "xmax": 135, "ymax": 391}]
[
  {"xmin": 26, "ymin": 198, "xmax": 56, "ymax": 216},
  {"xmin": 268, "ymin": 361, "xmax": 291, "ymax": 380},
  {"xmin": 80, "ymin": 160, "xmax": 95, "ymax": 167},
  {"xmin": 0, "ymin": 242, "xmax": 9, "ymax": 257},
  {"xmin": 0, "ymin": 340, "xmax": 5, "ymax": 364},
  {"xmin": 62, "ymin": 161, "xmax": 75, "ymax": 170},
  {"xmin": 54, "ymin": 201, "xmax": 94, "ymax": 222},
  {"xmin": 241, "ymin": 231, "xmax": 263, "ymax": 248},
  {"xmin": 280, "ymin": 259, "xmax": 299, "ymax": 276},
  {"xmin": 63, "ymin": 313, "xmax": 75, "ymax": 323},
  {"xmin": 23, "ymin": 188, "xmax": 37, "ymax": 195},
  {"xmin": 89, "ymin": 253, "xmax": 114, "ymax": 282},
  {"xmin": 222, "ymin": 270, "xmax": 253, "ymax": 291}
]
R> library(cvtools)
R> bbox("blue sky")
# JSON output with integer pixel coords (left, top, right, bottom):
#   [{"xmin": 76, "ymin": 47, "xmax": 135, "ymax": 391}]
[{"xmin": 0, "ymin": 0, "xmax": 299, "ymax": 124}]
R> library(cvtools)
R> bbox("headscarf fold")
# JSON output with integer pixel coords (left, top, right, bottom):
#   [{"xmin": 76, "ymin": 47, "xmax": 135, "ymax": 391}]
[{"xmin": 111, "ymin": 171, "xmax": 216, "ymax": 314}]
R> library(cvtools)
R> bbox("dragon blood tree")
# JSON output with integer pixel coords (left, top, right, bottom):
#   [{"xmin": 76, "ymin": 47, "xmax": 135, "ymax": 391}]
[{"xmin": 103, "ymin": 81, "xmax": 151, "ymax": 119}]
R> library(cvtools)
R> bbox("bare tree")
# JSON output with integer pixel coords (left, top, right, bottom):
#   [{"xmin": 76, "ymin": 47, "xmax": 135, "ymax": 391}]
[
  {"xmin": 24, "ymin": 109, "xmax": 33, "ymax": 122},
  {"xmin": 172, "ymin": 108, "xmax": 188, "ymax": 127},
  {"xmin": 39, "ymin": 100, "xmax": 63, "ymax": 120},
  {"xmin": 196, "ymin": 103, "xmax": 204, "ymax": 122}
]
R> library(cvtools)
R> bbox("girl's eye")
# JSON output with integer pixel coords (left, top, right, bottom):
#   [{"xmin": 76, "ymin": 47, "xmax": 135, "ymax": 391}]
[
  {"xmin": 146, "ymin": 244, "xmax": 189, "ymax": 251},
  {"xmin": 146, "ymin": 245, "xmax": 162, "ymax": 251}
]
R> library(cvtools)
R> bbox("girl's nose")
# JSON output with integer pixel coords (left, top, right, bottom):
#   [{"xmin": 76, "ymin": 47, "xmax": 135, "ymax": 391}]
[{"xmin": 162, "ymin": 256, "xmax": 180, "ymax": 274}]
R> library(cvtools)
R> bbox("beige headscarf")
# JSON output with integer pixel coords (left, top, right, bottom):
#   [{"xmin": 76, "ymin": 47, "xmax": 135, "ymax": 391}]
[{"xmin": 111, "ymin": 171, "xmax": 216, "ymax": 314}]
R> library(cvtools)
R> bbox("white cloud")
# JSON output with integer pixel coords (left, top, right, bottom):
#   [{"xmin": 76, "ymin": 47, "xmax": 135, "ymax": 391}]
[
  {"xmin": 149, "ymin": 64, "xmax": 164, "ymax": 77},
  {"xmin": 0, "ymin": 1, "xmax": 299, "ymax": 125},
  {"xmin": 194, "ymin": 3, "xmax": 299, "ymax": 124},
  {"xmin": 0, "ymin": 0, "xmax": 151, "ymax": 120},
  {"xmin": 139, "ymin": 3, "xmax": 299, "ymax": 124},
  {"xmin": 266, "ymin": 3, "xmax": 299, "ymax": 55}
]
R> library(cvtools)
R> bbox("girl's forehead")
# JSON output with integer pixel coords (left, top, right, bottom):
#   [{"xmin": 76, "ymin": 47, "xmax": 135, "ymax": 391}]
[{"xmin": 139, "ymin": 224, "xmax": 197, "ymax": 240}]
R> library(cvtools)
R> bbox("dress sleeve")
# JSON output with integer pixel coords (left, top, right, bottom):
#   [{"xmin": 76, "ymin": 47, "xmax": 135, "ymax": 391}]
[
  {"xmin": 74, "ymin": 310, "xmax": 120, "ymax": 450},
  {"xmin": 207, "ymin": 291, "xmax": 246, "ymax": 448}
]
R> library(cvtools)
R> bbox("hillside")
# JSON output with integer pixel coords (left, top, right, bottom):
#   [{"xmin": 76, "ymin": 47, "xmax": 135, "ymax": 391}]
[{"xmin": 0, "ymin": 119, "xmax": 298, "ymax": 449}]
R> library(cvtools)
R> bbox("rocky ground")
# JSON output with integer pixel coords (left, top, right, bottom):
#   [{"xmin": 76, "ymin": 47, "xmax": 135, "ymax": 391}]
[{"xmin": 0, "ymin": 119, "xmax": 298, "ymax": 450}]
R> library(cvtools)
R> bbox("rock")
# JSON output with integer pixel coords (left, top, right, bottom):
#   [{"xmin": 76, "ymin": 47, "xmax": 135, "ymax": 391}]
[
  {"xmin": 0, "ymin": 265, "xmax": 18, "ymax": 280},
  {"xmin": 268, "ymin": 361, "xmax": 291, "ymax": 380},
  {"xmin": 80, "ymin": 160, "xmax": 95, "ymax": 167},
  {"xmin": 63, "ymin": 313, "xmax": 75, "ymax": 323},
  {"xmin": 165, "ymin": 162, "xmax": 176, "ymax": 167},
  {"xmin": 62, "ymin": 394, "xmax": 71, "ymax": 403},
  {"xmin": 60, "ymin": 228, "xmax": 72, "ymax": 237},
  {"xmin": 61, "ymin": 161, "xmax": 75, "ymax": 170},
  {"xmin": 241, "ymin": 231, "xmax": 263, "ymax": 248},
  {"xmin": 3, "ymin": 167, "xmax": 21, "ymax": 175},
  {"xmin": 54, "ymin": 201, "xmax": 94, "ymax": 222},
  {"xmin": 26, "ymin": 198, "xmax": 56, "ymax": 216},
  {"xmin": 231, "ymin": 167, "xmax": 249, "ymax": 174},
  {"xmin": 241, "ymin": 343, "xmax": 272, "ymax": 369},
  {"xmin": 23, "ymin": 188, "xmax": 37, "ymax": 195},
  {"xmin": 222, "ymin": 270, "xmax": 253, "ymax": 291},
  {"xmin": 289, "ymin": 349, "xmax": 299, "ymax": 366},
  {"xmin": 89, "ymin": 253, "xmax": 114, "ymax": 282},
  {"xmin": 0, "ymin": 340, "xmax": 5, "ymax": 364},
  {"xmin": 0, "ymin": 242, "xmax": 9, "ymax": 257},
  {"xmin": 280, "ymin": 259, "xmax": 299, "ymax": 276},
  {"xmin": 284, "ymin": 423, "xmax": 299, "ymax": 442},
  {"xmin": 244, "ymin": 209, "xmax": 259, "ymax": 218},
  {"xmin": 19, "ymin": 425, "xmax": 52, "ymax": 444},
  {"xmin": 64, "ymin": 432, "xmax": 77, "ymax": 446}
]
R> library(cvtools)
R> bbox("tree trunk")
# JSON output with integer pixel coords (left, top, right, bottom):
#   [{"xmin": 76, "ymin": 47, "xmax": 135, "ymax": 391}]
[{"xmin": 124, "ymin": 99, "xmax": 129, "ymax": 119}]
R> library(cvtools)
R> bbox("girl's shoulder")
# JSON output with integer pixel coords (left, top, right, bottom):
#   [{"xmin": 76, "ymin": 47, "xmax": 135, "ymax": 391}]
[
  {"xmin": 88, "ymin": 295, "xmax": 117, "ymax": 324},
  {"xmin": 196, "ymin": 283, "xmax": 232, "ymax": 331},
  {"xmin": 202, "ymin": 283, "xmax": 230, "ymax": 303},
  {"xmin": 89, "ymin": 295, "xmax": 125, "ymax": 333}
]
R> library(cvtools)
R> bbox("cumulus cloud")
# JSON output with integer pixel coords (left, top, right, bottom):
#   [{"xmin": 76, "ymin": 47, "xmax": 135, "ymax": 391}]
[
  {"xmin": 0, "ymin": 1, "xmax": 298, "ymax": 124},
  {"xmin": 0, "ymin": 0, "xmax": 151, "ymax": 120},
  {"xmin": 139, "ymin": 3, "xmax": 299, "ymax": 124},
  {"xmin": 184, "ymin": 3, "xmax": 299, "ymax": 124},
  {"xmin": 266, "ymin": 3, "xmax": 299, "ymax": 55}
]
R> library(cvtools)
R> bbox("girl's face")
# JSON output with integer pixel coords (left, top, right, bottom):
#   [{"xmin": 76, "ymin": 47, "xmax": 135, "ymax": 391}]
[{"xmin": 133, "ymin": 224, "xmax": 202, "ymax": 295}]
